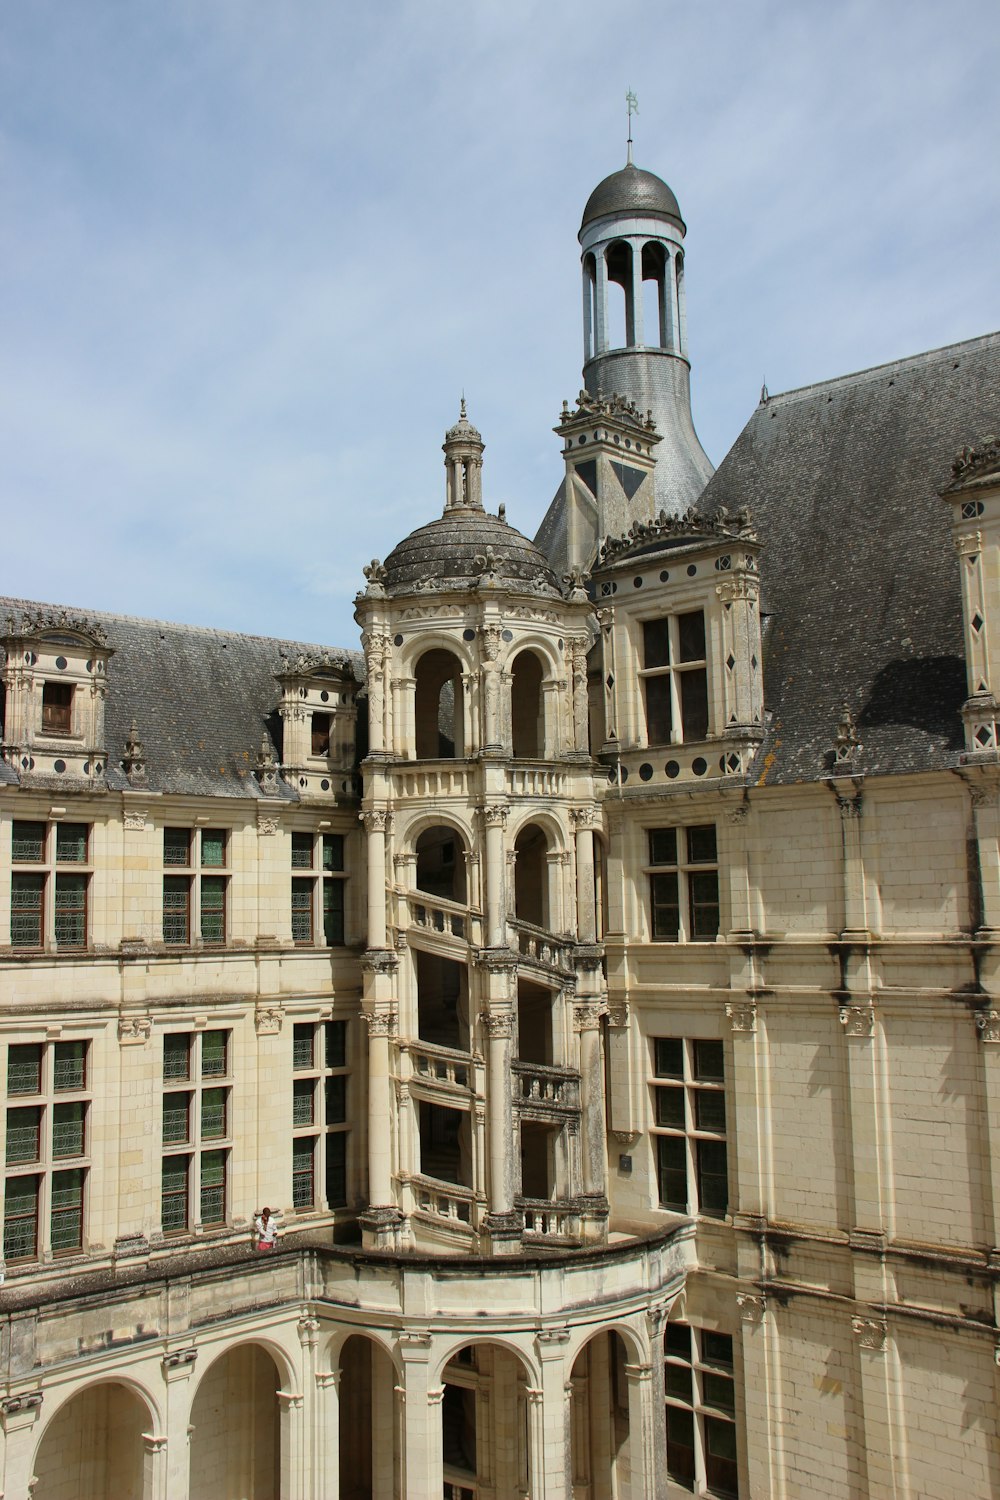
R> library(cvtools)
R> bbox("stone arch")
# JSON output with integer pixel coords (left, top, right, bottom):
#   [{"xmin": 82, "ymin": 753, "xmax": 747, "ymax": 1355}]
[
  {"xmin": 189, "ymin": 1342, "xmax": 284, "ymax": 1500},
  {"xmin": 510, "ymin": 649, "xmax": 545, "ymax": 759},
  {"xmin": 414, "ymin": 647, "xmax": 466, "ymax": 759},
  {"xmin": 512, "ymin": 821, "xmax": 552, "ymax": 930},
  {"xmin": 605, "ymin": 238, "xmax": 634, "ymax": 348},
  {"xmin": 430, "ymin": 1332, "xmax": 540, "ymax": 1389},
  {"xmin": 583, "ymin": 250, "xmax": 598, "ymax": 360},
  {"xmin": 568, "ymin": 1326, "xmax": 646, "ymax": 1500},
  {"xmin": 337, "ymin": 1332, "xmax": 401, "ymax": 1500},
  {"xmin": 33, "ymin": 1378, "xmax": 155, "ymax": 1500},
  {"xmin": 415, "ymin": 823, "xmax": 469, "ymax": 905},
  {"xmin": 641, "ymin": 239, "xmax": 669, "ymax": 348},
  {"xmin": 435, "ymin": 1338, "xmax": 541, "ymax": 1500}
]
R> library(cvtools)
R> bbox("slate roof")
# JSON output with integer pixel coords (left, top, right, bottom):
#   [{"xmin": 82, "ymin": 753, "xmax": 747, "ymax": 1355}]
[
  {"xmin": 580, "ymin": 163, "xmax": 684, "ymax": 234},
  {"xmin": 697, "ymin": 331, "xmax": 1000, "ymax": 784},
  {"xmin": 0, "ymin": 598, "xmax": 363, "ymax": 800},
  {"xmin": 382, "ymin": 509, "xmax": 558, "ymax": 593}
]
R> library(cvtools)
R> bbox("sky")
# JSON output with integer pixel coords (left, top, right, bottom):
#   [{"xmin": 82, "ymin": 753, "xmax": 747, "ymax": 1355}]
[{"xmin": 3, "ymin": 0, "xmax": 1000, "ymax": 650}]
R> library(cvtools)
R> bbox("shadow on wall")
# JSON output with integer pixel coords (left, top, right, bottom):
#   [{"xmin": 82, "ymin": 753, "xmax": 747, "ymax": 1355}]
[{"xmin": 859, "ymin": 656, "xmax": 966, "ymax": 748}]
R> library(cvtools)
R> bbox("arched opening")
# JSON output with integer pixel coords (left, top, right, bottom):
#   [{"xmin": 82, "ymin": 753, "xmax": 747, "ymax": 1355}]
[
  {"xmin": 675, "ymin": 251, "xmax": 686, "ymax": 354},
  {"xmin": 517, "ymin": 977, "xmax": 553, "ymax": 1066},
  {"xmin": 338, "ymin": 1334, "xmax": 400, "ymax": 1500},
  {"xmin": 417, "ymin": 950, "xmax": 470, "ymax": 1052},
  {"xmin": 189, "ymin": 1344, "xmax": 280, "ymax": 1500},
  {"xmin": 594, "ymin": 833, "xmax": 609, "ymax": 941},
  {"xmin": 605, "ymin": 240, "xmax": 634, "ymax": 349},
  {"xmin": 519, "ymin": 1120, "xmax": 558, "ymax": 1199},
  {"xmin": 416, "ymin": 825, "xmax": 467, "ymax": 904},
  {"xmin": 415, "ymin": 649, "xmax": 465, "ymax": 759},
  {"xmin": 33, "ymin": 1381, "xmax": 149, "ymax": 1500},
  {"xmin": 641, "ymin": 241, "xmax": 668, "ymax": 349},
  {"xmin": 510, "ymin": 651, "xmax": 545, "ymax": 759},
  {"xmin": 570, "ymin": 1330, "xmax": 636, "ymax": 1499},
  {"xmin": 514, "ymin": 823, "xmax": 550, "ymax": 930},
  {"xmin": 417, "ymin": 1099, "xmax": 473, "ymax": 1190},
  {"xmin": 441, "ymin": 1342, "xmax": 534, "ymax": 1499},
  {"xmin": 583, "ymin": 252, "xmax": 597, "ymax": 361}
]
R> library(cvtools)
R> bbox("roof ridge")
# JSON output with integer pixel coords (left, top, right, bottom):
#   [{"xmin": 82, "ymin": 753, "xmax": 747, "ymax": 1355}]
[
  {"xmin": 0, "ymin": 595, "xmax": 359, "ymax": 659},
  {"xmin": 764, "ymin": 330, "xmax": 1000, "ymax": 407}
]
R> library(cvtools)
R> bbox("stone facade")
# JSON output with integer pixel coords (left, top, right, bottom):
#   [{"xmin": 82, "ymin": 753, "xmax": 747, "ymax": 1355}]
[{"xmin": 1, "ymin": 157, "xmax": 1000, "ymax": 1499}]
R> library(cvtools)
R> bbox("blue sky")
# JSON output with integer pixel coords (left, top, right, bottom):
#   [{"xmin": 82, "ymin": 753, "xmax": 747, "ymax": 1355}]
[{"xmin": 3, "ymin": 0, "xmax": 999, "ymax": 649}]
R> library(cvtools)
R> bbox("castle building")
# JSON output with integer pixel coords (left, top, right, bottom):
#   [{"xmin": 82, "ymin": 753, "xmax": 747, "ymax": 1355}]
[{"xmin": 1, "ymin": 153, "xmax": 999, "ymax": 1500}]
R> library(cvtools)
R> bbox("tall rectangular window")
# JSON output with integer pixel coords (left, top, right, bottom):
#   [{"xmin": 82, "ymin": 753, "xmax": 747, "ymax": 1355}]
[
  {"xmin": 161, "ymin": 1156, "xmax": 190, "ymax": 1233},
  {"xmin": 290, "ymin": 832, "xmax": 348, "ymax": 946},
  {"xmin": 664, "ymin": 1323, "xmax": 739, "ymax": 1496},
  {"xmin": 41, "ymin": 681, "xmax": 73, "ymax": 734},
  {"xmin": 54, "ymin": 874, "xmax": 87, "ymax": 947},
  {"xmin": 291, "ymin": 878, "xmax": 314, "ymax": 943},
  {"xmin": 163, "ymin": 829, "xmax": 228, "ymax": 945},
  {"xmin": 13, "ymin": 823, "xmax": 93, "ymax": 951},
  {"xmin": 652, "ymin": 1037, "xmax": 728, "ymax": 1219},
  {"xmin": 640, "ymin": 610, "xmax": 709, "ymax": 745},
  {"xmin": 291, "ymin": 1020, "xmax": 350, "ymax": 1213},
  {"xmin": 200, "ymin": 1150, "xmax": 227, "ymax": 1223},
  {"xmin": 161, "ymin": 1032, "xmax": 232, "ymax": 1234},
  {"xmin": 3, "ymin": 1038, "xmax": 91, "ymax": 1262},
  {"xmin": 11, "ymin": 874, "xmax": 45, "ymax": 949},
  {"xmin": 200, "ymin": 877, "xmax": 226, "ymax": 943},
  {"xmin": 292, "ymin": 1138, "xmax": 315, "ymax": 1208},
  {"xmin": 162, "ymin": 876, "xmax": 190, "ymax": 945},
  {"xmin": 3, "ymin": 1175, "xmax": 39, "ymax": 1262},
  {"xmin": 50, "ymin": 1168, "xmax": 84, "ymax": 1252},
  {"xmin": 11, "ymin": 821, "xmax": 46, "ymax": 862},
  {"xmin": 648, "ymin": 826, "xmax": 719, "ymax": 942}
]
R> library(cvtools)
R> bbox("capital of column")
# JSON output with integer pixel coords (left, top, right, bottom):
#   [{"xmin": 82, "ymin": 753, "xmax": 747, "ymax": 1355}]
[
  {"xmin": 118, "ymin": 1015, "xmax": 151, "ymax": 1044},
  {"xmin": 570, "ymin": 805, "xmax": 599, "ymax": 829},
  {"xmin": 363, "ymin": 1009, "xmax": 398, "ymax": 1039},
  {"xmin": 573, "ymin": 1001, "xmax": 607, "ymax": 1032},
  {"xmin": 851, "ymin": 1315, "xmax": 888, "ymax": 1353},
  {"xmin": 736, "ymin": 1292, "xmax": 766, "ymax": 1324},
  {"xmin": 725, "ymin": 999, "xmax": 757, "ymax": 1033},
  {"xmin": 839, "ymin": 1002, "xmax": 875, "ymax": 1037},
  {"xmin": 480, "ymin": 1009, "xmax": 515, "ymax": 1038},
  {"xmin": 161, "ymin": 1347, "xmax": 198, "ymax": 1379},
  {"xmin": 361, "ymin": 948, "xmax": 399, "ymax": 976},
  {"xmin": 361, "ymin": 808, "xmax": 391, "ymax": 834},
  {"xmin": 255, "ymin": 1005, "xmax": 284, "ymax": 1035},
  {"xmin": 977, "ymin": 1006, "xmax": 1000, "ymax": 1042},
  {"xmin": 481, "ymin": 802, "xmax": 509, "ymax": 829},
  {"xmin": 297, "ymin": 1314, "xmax": 320, "ymax": 1346}
]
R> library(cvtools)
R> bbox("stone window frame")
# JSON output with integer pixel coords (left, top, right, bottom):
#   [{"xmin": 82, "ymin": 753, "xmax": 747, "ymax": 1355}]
[
  {"xmin": 645, "ymin": 825, "xmax": 720, "ymax": 943},
  {"xmin": 289, "ymin": 831, "xmax": 347, "ymax": 948},
  {"xmin": 9, "ymin": 819, "xmax": 92, "ymax": 952},
  {"xmin": 650, "ymin": 1036, "xmax": 728, "ymax": 1220},
  {"xmin": 2, "ymin": 1037, "xmax": 91, "ymax": 1264},
  {"xmin": 161, "ymin": 826, "xmax": 230, "ymax": 948},
  {"xmin": 160, "ymin": 1029, "xmax": 233, "ymax": 1235},
  {"xmin": 290, "ymin": 1019, "xmax": 351, "ymax": 1212},
  {"xmin": 637, "ymin": 607, "xmax": 710, "ymax": 748},
  {"xmin": 663, "ymin": 1319, "xmax": 740, "ymax": 1497}
]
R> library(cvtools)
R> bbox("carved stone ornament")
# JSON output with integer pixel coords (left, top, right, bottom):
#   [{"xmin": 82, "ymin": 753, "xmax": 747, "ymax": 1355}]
[
  {"xmin": 257, "ymin": 814, "xmax": 280, "ymax": 836},
  {"xmin": 839, "ymin": 1003, "xmax": 875, "ymax": 1037},
  {"xmin": 481, "ymin": 802, "xmax": 509, "ymax": 828},
  {"xmin": 851, "ymin": 1316, "xmax": 888, "ymax": 1353},
  {"xmin": 950, "ymin": 434, "xmax": 1000, "ymax": 487},
  {"xmin": 162, "ymin": 1347, "xmax": 198, "ymax": 1372},
  {"xmin": 122, "ymin": 719, "xmax": 147, "ymax": 786},
  {"xmin": 361, "ymin": 809, "xmax": 390, "ymax": 834},
  {"xmin": 536, "ymin": 1326, "xmax": 571, "ymax": 1347},
  {"xmin": 976, "ymin": 1007, "xmax": 1000, "ymax": 1042},
  {"xmin": 573, "ymin": 1002, "xmax": 607, "ymax": 1032},
  {"xmin": 479, "ymin": 1010, "xmax": 515, "ymax": 1038},
  {"xmin": 836, "ymin": 790, "xmax": 863, "ymax": 819},
  {"xmin": 834, "ymin": 702, "xmax": 862, "ymax": 764},
  {"xmin": 123, "ymin": 809, "xmax": 148, "ymax": 831},
  {"xmin": 255, "ymin": 735, "xmax": 282, "ymax": 796},
  {"xmin": 399, "ymin": 1330, "xmax": 432, "ymax": 1350},
  {"xmin": 1, "ymin": 1391, "xmax": 43, "ymax": 1416},
  {"xmin": 361, "ymin": 948, "xmax": 399, "ymax": 976},
  {"xmin": 613, "ymin": 1130, "xmax": 639, "ymax": 1147},
  {"xmin": 606, "ymin": 1002, "xmax": 630, "ymax": 1030},
  {"xmin": 480, "ymin": 624, "xmax": 503, "ymax": 661},
  {"xmin": 726, "ymin": 801, "xmax": 750, "ymax": 825},
  {"xmin": 570, "ymin": 805, "xmax": 599, "ymax": 829},
  {"xmin": 596, "ymin": 503, "xmax": 756, "ymax": 569},
  {"xmin": 957, "ymin": 529, "xmax": 983, "ymax": 558},
  {"xmin": 726, "ymin": 1000, "xmax": 757, "ymax": 1034},
  {"xmin": 255, "ymin": 1006, "xmax": 283, "ymax": 1035},
  {"xmin": 363, "ymin": 1011, "xmax": 398, "ymax": 1039},
  {"xmin": 118, "ymin": 1016, "xmax": 151, "ymax": 1044},
  {"xmin": 736, "ymin": 1292, "xmax": 766, "ymax": 1323}
]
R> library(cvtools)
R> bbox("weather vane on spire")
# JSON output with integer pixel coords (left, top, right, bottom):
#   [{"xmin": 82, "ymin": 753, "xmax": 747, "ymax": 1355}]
[{"xmin": 626, "ymin": 89, "xmax": 638, "ymax": 165}]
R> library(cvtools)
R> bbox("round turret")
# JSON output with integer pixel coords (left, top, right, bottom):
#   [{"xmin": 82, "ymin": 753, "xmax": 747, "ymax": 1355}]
[{"xmin": 382, "ymin": 509, "xmax": 557, "ymax": 593}]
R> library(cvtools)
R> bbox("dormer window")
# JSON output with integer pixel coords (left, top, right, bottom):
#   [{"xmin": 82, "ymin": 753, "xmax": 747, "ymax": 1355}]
[
  {"xmin": 311, "ymin": 713, "xmax": 332, "ymax": 756},
  {"xmin": 41, "ymin": 682, "xmax": 74, "ymax": 735},
  {"xmin": 640, "ymin": 611, "xmax": 709, "ymax": 745}
]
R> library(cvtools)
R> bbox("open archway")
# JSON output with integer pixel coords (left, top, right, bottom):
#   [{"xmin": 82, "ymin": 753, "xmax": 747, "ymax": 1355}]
[
  {"xmin": 415, "ymin": 649, "xmax": 465, "ymax": 759},
  {"xmin": 189, "ymin": 1344, "xmax": 281, "ymax": 1500},
  {"xmin": 339, "ymin": 1334, "xmax": 400, "ymax": 1499},
  {"xmin": 440, "ymin": 1341, "xmax": 535, "ymax": 1500},
  {"xmin": 510, "ymin": 650, "xmax": 545, "ymax": 759},
  {"xmin": 416, "ymin": 824, "xmax": 468, "ymax": 904},
  {"xmin": 513, "ymin": 823, "xmax": 550, "ymax": 930},
  {"xmin": 569, "ymin": 1330, "xmax": 638, "ymax": 1499},
  {"xmin": 33, "ymin": 1381, "xmax": 150, "ymax": 1500}
]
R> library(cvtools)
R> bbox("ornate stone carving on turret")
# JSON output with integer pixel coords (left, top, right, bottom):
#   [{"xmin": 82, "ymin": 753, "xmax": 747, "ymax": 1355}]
[
  {"xmin": 122, "ymin": 720, "xmax": 147, "ymax": 787},
  {"xmin": 0, "ymin": 609, "xmax": 113, "ymax": 787},
  {"xmin": 941, "ymin": 435, "xmax": 1000, "ymax": 762}
]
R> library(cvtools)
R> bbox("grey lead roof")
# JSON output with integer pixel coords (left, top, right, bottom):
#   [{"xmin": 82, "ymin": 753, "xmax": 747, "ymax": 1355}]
[
  {"xmin": 0, "ymin": 599, "xmax": 363, "ymax": 800},
  {"xmin": 697, "ymin": 331, "xmax": 1000, "ymax": 785},
  {"xmin": 580, "ymin": 163, "xmax": 684, "ymax": 235}
]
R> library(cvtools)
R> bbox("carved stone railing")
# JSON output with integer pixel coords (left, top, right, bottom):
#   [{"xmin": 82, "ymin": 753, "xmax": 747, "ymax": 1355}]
[
  {"xmin": 408, "ymin": 1175, "xmax": 476, "ymax": 1227},
  {"xmin": 512, "ymin": 1060, "xmax": 580, "ymax": 1118},
  {"xmin": 518, "ymin": 1198, "xmax": 582, "ymax": 1242},
  {"xmin": 407, "ymin": 892, "xmax": 482, "ymax": 946},
  {"xmin": 405, "ymin": 1041, "xmax": 474, "ymax": 1092},
  {"xmin": 507, "ymin": 917, "xmax": 575, "ymax": 977},
  {"xmin": 508, "ymin": 763, "xmax": 567, "ymax": 799},
  {"xmin": 395, "ymin": 762, "xmax": 471, "ymax": 800}
]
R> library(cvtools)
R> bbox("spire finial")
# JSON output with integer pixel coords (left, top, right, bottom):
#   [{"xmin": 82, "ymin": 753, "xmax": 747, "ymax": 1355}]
[
  {"xmin": 626, "ymin": 89, "xmax": 638, "ymax": 166},
  {"xmin": 460, "ymin": 394, "xmax": 467, "ymax": 420}
]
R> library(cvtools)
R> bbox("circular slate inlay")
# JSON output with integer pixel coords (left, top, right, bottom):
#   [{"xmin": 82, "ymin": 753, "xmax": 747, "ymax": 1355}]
[
  {"xmin": 619, "ymin": 765, "xmax": 629, "ymax": 782},
  {"xmin": 463, "ymin": 629, "xmax": 476, "ymax": 641},
  {"xmin": 394, "ymin": 634, "xmax": 404, "ymax": 647},
  {"xmin": 501, "ymin": 629, "xmax": 513, "ymax": 642},
  {"xmin": 83, "ymin": 761, "xmax": 90, "ymax": 774},
  {"xmin": 659, "ymin": 570, "xmax": 669, "ymax": 582},
  {"xmin": 53, "ymin": 759, "xmax": 66, "ymax": 774},
  {"xmin": 320, "ymin": 689, "xmax": 330, "ymax": 701},
  {"xmin": 686, "ymin": 564, "xmax": 697, "ymax": 577},
  {"xmin": 55, "ymin": 656, "xmax": 67, "ymax": 670},
  {"xmin": 321, "ymin": 779, "xmax": 330, "ymax": 791},
  {"xmin": 86, "ymin": 660, "xmax": 93, "ymax": 673},
  {"xmin": 633, "ymin": 576, "xmax": 643, "ymax": 588},
  {"xmin": 639, "ymin": 762, "xmax": 653, "ymax": 781},
  {"xmin": 692, "ymin": 757, "xmax": 707, "ymax": 776},
  {"xmin": 665, "ymin": 760, "xmax": 680, "ymax": 779}
]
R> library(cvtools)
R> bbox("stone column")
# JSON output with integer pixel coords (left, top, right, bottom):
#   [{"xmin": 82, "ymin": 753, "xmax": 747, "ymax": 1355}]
[
  {"xmin": 541, "ymin": 679, "xmax": 562, "ymax": 758},
  {"xmin": 629, "ymin": 238, "xmax": 643, "ymax": 348},
  {"xmin": 850, "ymin": 1316, "xmax": 910, "ymax": 1499},
  {"xmin": 314, "ymin": 1369, "xmax": 340, "ymax": 1500},
  {"xmin": 624, "ymin": 1362, "xmax": 656, "ymax": 1499},
  {"xmin": 360, "ymin": 947, "xmax": 403, "ymax": 1249},
  {"xmin": 297, "ymin": 1315, "xmax": 320, "ymax": 1500},
  {"xmin": 363, "ymin": 631, "xmax": 388, "ymax": 755},
  {"xmin": 975, "ymin": 1006, "xmax": 1000, "ymax": 1257},
  {"xmin": 582, "ymin": 259, "xmax": 594, "ymax": 363},
  {"xmin": 361, "ymin": 810, "xmax": 388, "ymax": 950},
  {"xmin": 142, "ymin": 1433, "xmax": 169, "ymax": 1500},
  {"xmin": 480, "ymin": 999, "xmax": 521, "ymax": 1254},
  {"xmin": 574, "ymin": 994, "xmax": 609, "ymax": 1239},
  {"xmin": 0, "ymin": 1393, "xmax": 44, "ymax": 1500},
  {"xmin": 398, "ymin": 1332, "xmax": 444, "ymax": 1498},
  {"xmin": 646, "ymin": 1304, "xmax": 670, "ymax": 1487},
  {"xmin": 594, "ymin": 247, "xmax": 609, "ymax": 355},
  {"xmin": 572, "ymin": 807, "xmax": 598, "ymax": 944},
  {"xmin": 737, "ymin": 1294, "xmax": 785, "ymax": 1500},
  {"xmin": 277, "ymin": 1390, "xmax": 305, "ymax": 1500},
  {"xmin": 482, "ymin": 803, "xmax": 508, "ymax": 948},
  {"xmin": 397, "ymin": 677, "xmax": 416, "ymax": 759},
  {"xmin": 569, "ymin": 636, "xmax": 590, "ymax": 756},
  {"xmin": 833, "ymin": 779, "xmax": 868, "ymax": 939},
  {"xmin": 161, "ymin": 1347, "xmax": 199, "ymax": 1500}
]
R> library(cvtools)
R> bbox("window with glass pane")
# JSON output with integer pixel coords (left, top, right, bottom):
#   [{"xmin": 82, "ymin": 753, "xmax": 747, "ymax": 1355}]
[
  {"xmin": 162, "ymin": 876, "xmax": 190, "ymax": 944},
  {"xmin": 657, "ymin": 1135, "xmax": 687, "ymax": 1211},
  {"xmin": 161, "ymin": 1156, "xmax": 190, "ymax": 1232},
  {"xmin": 164, "ymin": 1033, "xmax": 191, "ymax": 1081},
  {"xmin": 291, "ymin": 832, "xmax": 313, "ymax": 869},
  {"xmin": 200, "ymin": 876, "xmax": 226, "ymax": 942},
  {"xmin": 52, "ymin": 1102, "xmax": 85, "ymax": 1158},
  {"xmin": 326, "ymin": 1075, "xmax": 346, "ymax": 1125},
  {"xmin": 55, "ymin": 823, "xmax": 88, "ymax": 862},
  {"xmin": 53, "ymin": 1041, "xmax": 87, "ymax": 1092},
  {"xmin": 201, "ymin": 1088, "xmax": 227, "ymax": 1140},
  {"xmin": 326, "ymin": 1021, "xmax": 347, "ymax": 1070},
  {"xmin": 641, "ymin": 611, "xmax": 708, "ymax": 745},
  {"xmin": 651, "ymin": 871, "xmax": 680, "ymax": 940},
  {"xmin": 292, "ymin": 1138, "xmax": 315, "ymax": 1208},
  {"xmin": 293, "ymin": 1023, "xmax": 314, "ymax": 1070},
  {"xmin": 12, "ymin": 821, "xmax": 45, "ymax": 862},
  {"xmin": 323, "ymin": 878, "xmax": 345, "ymax": 945},
  {"xmin": 200, "ymin": 1150, "xmax": 226, "ymax": 1223},
  {"xmin": 648, "ymin": 826, "xmax": 719, "ymax": 943},
  {"xmin": 163, "ymin": 828, "xmax": 190, "ymax": 866},
  {"xmin": 695, "ymin": 1040, "xmax": 725, "ymax": 1082},
  {"xmin": 54, "ymin": 874, "xmax": 87, "ymax": 946},
  {"xmin": 50, "ymin": 1168, "xmax": 84, "ymax": 1251},
  {"xmin": 666, "ymin": 1406, "xmax": 696, "ymax": 1489},
  {"xmin": 11, "ymin": 874, "xmax": 44, "ymax": 948},
  {"xmin": 652, "ymin": 1036, "xmax": 728, "ymax": 1220},
  {"xmin": 705, "ymin": 1416, "xmax": 738, "ymax": 1496},
  {"xmin": 291, "ymin": 879, "xmax": 314, "ymax": 942},
  {"xmin": 201, "ymin": 1031, "xmax": 228, "ymax": 1079},
  {"xmin": 201, "ymin": 830, "xmax": 226, "ymax": 867},
  {"xmin": 8, "ymin": 1045, "xmax": 42, "ymax": 1096},
  {"xmin": 326, "ymin": 1131, "xmax": 347, "ymax": 1208},
  {"xmin": 322, "ymin": 835, "xmax": 344, "ymax": 872},
  {"xmin": 4, "ymin": 1175, "xmax": 39, "ymax": 1260},
  {"xmin": 697, "ymin": 1140, "xmax": 729, "ymax": 1218},
  {"xmin": 311, "ymin": 713, "xmax": 332, "ymax": 755},
  {"xmin": 293, "ymin": 1079, "xmax": 314, "ymax": 1126},
  {"xmin": 665, "ymin": 1323, "xmax": 739, "ymax": 1497},
  {"xmin": 162, "ymin": 1092, "xmax": 190, "ymax": 1145},
  {"xmin": 6, "ymin": 1107, "xmax": 41, "ymax": 1166}
]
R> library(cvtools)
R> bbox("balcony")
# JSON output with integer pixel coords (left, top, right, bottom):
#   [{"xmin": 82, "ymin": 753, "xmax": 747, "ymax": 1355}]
[
  {"xmin": 508, "ymin": 763, "xmax": 567, "ymax": 799},
  {"xmin": 405, "ymin": 1040, "xmax": 475, "ymax": 1095},
  {"xmin": 512, "ymin": 1061, "xmax": 580, "ymax": 1122},
  {"xmin": 406, "ymin": 892, "xmax": 483, "ymax": 950},
  {"xmin": 507, "ymin": 918, "xmax": 575, "ymax": 979},
  {"xmin": 518, "ymin": 1199, "xmax": 582, "ymax": 1244}
]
